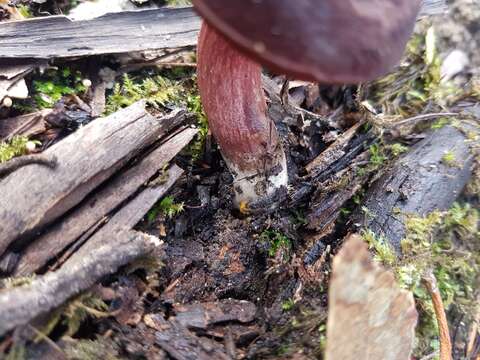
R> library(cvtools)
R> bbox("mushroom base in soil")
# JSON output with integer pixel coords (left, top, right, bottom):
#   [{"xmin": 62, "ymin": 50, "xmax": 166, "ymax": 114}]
[{"xmin": 197, "ymin": 22, "xmax": 288, "ymax": 210}]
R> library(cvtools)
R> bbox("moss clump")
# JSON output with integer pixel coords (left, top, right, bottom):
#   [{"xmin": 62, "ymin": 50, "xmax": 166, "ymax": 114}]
[
  {"xmin": 105, "ymin": 73, "xmax": 182, "ymax": 114},
  {"xmin": 106, "ymin": 70, "xmax": 210, "ymax": 162},
  {"xmin": 147, "ymin": 195, "xmax": 184, "ymax": 222},
  {"xmin": 364, "ymin": 204, "xmax": 479, "ymax": 357},
  {"xmin": 0, "ymin": 136, "xmax": 36, "ymax": 163},
  {"xmin": 441, "ymin": 151, "xmax": 459, "ymax": 167},
  {"xmin": 259, "ymin": 229, "xmax": 292, "ymax": 262},
  {"xmin": 31, "ymin": 67, "xmax": 87, "ymax": 109},
  {"xmin": 185, "ymin": 89, "xmax": 209, "ymax": 161}
]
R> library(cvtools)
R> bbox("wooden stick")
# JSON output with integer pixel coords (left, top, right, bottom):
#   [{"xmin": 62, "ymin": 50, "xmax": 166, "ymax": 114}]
[
  {"xmin": 423, "ymin": 270, "xmax": 453, "ymax": 360},
  {"xmin": 0, "ymin": 154, "xmax": 57, "ymax": 178}
]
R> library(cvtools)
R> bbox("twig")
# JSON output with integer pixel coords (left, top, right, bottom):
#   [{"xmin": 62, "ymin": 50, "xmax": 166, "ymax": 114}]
[
  {"xmin": 0, "ymin": 154, "xmax": 57, "ymax": 178},
  {"xmin": 423, "ymin": 270, "xmax": 453, "ymax": 360},
  {"xmin": 392, "ymin": 112, "xmax": 459, "ymax": 128}
]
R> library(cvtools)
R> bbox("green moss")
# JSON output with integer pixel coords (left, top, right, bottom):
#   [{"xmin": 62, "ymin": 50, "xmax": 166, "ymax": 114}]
[
  {"xmin": 441, "ymin": 151, "xmax": 459, "ymax": 167},
  {"xmin": 362, "ymin": 230, "xmax": 397, "ymax": 266},
  {"xmin": 388, "ymin": 143, "xmax": 409, "ymax": 157},
  {"xmin": 17, "ymin": 5, "xmax": 32, "ymax": 18},
  {"xmin": 31, "ymin": 67, "xmax": 86, "ymax": 109},
  {"xmin": 282, "ymin": 298, "xmax": 295, "ymax": 312},
  {"xmin": 185, "ymin": 89, "xmax": 209, "ymax": 162},
  {"xmin": 105, "ymin": 73, "xmax": 182, "ymax": 114},
  {"xmin": 260, "ymin": 229, "xmax": 292, "ymax": 261},
  {"xmin": 0, "ymin": 136, "xmax": 38, "ymax": 163},
  {"xmin": 147, "ymin": 195, "xmax": 184, "ymax": 222},
  {"xmin": 365, "ymin": 204, "xmax": 479, "ymax": 357},
  {"xmin": 106, "ymin": 71, "xmax": 210, "ymax": 162},
  {"xmin": 368, "ymin": 143, "xmax": 387, "ymax": 168}
]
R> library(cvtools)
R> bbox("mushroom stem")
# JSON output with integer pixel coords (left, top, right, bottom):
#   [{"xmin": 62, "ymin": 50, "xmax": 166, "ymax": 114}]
[{"xmin": 197, "ymin": 22, "xmax": 287, "ymax": 209}]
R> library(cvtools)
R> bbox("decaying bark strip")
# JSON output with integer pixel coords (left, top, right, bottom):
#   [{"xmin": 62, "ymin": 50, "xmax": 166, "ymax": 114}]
[
  {"xmin": 354, "ymin": 124, "xmax": 477, "ymax": 253},
  {"xmin": 0, "ymin": 109, "xmax": 51, "ymax": 141},
  {"xmin": 0, "ymin": 8, "xmax": 200, "ymax": 59},
  {"xmin": 13, "ymin": 129, "xmax": 196, "ymax": 276},
  {"xmin": 0, "ymin": 228, "xmax": 163, "ymax": 336},
  {"xmin": 0, "ymin": 101, "xmax": 185, "ymax": 256},
  {"xmin": 76, "ymin": 164, "xmax": 184, "ymax": 257}
]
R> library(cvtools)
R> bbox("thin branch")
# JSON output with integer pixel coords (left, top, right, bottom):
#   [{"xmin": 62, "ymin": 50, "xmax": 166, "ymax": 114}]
[
  {"xmin": 0, "ymin": 154, "xmax": 57, "ymax": 178},
  {"xmin": 423, "ymin": 270, "xmax": 453, "ymax": 360},
  {"xmin": 392, "ymin": 112, "xmax": 459, "ymax": 128}
]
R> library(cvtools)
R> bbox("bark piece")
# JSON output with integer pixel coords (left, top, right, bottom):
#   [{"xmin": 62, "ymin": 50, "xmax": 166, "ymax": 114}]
[
  {"xmin": 305, "ymin": 120, "xmax": 366, "ymax": 177},
  {"xmin": 14, "ymin": 127, "xmax": 195, "ymax": 276},
  {"xmin": 0, "ymin": 102, "xmax": 185, "ymax": 255},
  {"xmin": 0, "ymin": 229, "xmax": 163, "ymax": 336},
  {"xmin": 354, "ymin": 125, "xmax": 476, "ymax": 253},
  {"xmin": 326, "ymin": 234, "xmax": 417, "ymax": 360},
  {"xmin": 0, "ymin": 61, "xmax": 39, "ymax": 101},
  {"xmin": 0, "ymin": 8, "xmax": 200, "ymax": 59},
  {"xmin": 145, "ymin": 314, "xmax": 230, "ymax": 360},
  {"xmin": 76, "ymin": 164, "xmax": 184, "ymax": 257},
  {"xmin": 0, "ymin": 109, "xmax": 51, "ymax": 141},
  {"xmin": 172, "ymin": 299, "xmax": 257, "ymax": 330}
]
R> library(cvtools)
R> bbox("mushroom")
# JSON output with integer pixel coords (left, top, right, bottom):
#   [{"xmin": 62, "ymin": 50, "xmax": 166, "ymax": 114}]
[{"xmin": 193, "ymin": 0, "xmax": 421, "ymax": 210}]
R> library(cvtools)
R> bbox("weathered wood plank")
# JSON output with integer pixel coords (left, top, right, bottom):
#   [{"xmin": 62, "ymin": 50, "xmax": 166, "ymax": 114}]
[
  {"xmin": 14, "ymin": 129, "xmax": 196, "ymax": 275},
  {"xmin": 0, "ymin": 2, "xmax": 444, "ymax": 60},
  {"xmin": 76, "ymin": 164, "xmax": 184, "ymax": 257},
  {"xmin": 0, "ymin": 8, "xmax": 201, "ymax": 59},
  {"xmin": 0, "ymin": 102, "xmax": 185, "ymax": 255},
  {"xmin": 0, "ymin": 164, "xmax": 183, "ymax": 335}
]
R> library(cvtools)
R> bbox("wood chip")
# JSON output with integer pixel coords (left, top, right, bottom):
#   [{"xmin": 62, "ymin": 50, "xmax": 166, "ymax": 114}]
[{"xmin": 326, "ymin": 234, "xmax": 417, "ymax": 360}]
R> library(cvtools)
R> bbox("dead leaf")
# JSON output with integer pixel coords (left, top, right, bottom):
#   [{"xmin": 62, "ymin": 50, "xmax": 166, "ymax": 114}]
[{"xmin": 326, "ymin": 234, "xmax": 417, "ymax": 360}]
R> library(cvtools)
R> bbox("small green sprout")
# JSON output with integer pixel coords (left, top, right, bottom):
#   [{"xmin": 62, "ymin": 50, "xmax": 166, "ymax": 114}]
[
  {"xmin": 441, "ymin": 151, "xmax": 458, "ymax": 167},
  {"xmin": 260, "ymin": 229, "xmax": 292, "ymax": 261},
  {"xmin": 147, "ymin": 195, "xmax": 184, "ymax": 222},
  {"xmin": 282, "ymin": 298, "xmax": 295, "ymax": 311}
]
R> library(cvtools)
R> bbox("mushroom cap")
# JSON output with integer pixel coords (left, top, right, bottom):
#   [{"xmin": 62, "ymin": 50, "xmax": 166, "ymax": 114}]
[{"xmin": 192, "ymin": 0, "xmax": 422, "ymax": 83}]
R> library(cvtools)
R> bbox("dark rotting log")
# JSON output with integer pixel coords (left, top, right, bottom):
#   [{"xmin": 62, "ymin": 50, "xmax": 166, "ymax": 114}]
[{"xmin": 353, "ymin": 124, "xmax": 478, "ymax": 254}]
